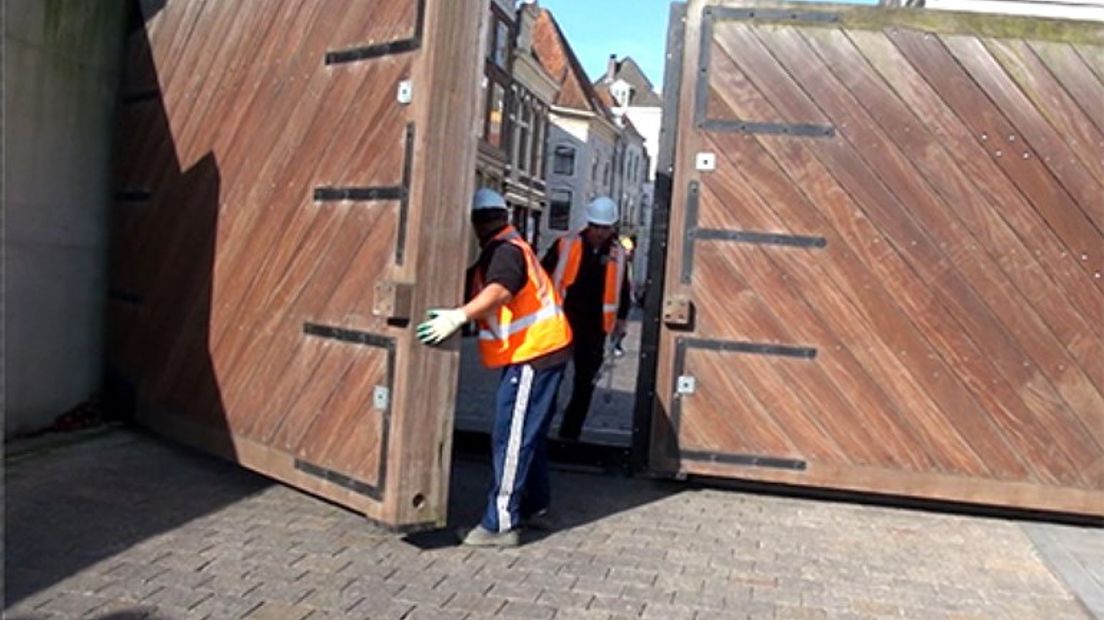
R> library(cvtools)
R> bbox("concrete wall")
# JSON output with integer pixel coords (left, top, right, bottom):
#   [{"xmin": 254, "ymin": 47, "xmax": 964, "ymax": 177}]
[{"xmin": 4, "ymin": 0, "xmax": 127, "ymax": 438}]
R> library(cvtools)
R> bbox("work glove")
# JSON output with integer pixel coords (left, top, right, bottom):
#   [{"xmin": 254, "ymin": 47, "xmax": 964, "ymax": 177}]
[{"xmin": 416, "ymin": 308, "xmax": 468, "ymax": 346}]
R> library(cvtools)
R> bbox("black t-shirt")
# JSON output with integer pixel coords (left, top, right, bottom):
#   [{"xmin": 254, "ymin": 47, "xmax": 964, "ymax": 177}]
[
  {"xmin": 477, "ymin": 240, "xmax": 527, "ymax": 296},
  {"xmin": 541, "ymin": 235, "xmax": 631, "ymax": 339}
]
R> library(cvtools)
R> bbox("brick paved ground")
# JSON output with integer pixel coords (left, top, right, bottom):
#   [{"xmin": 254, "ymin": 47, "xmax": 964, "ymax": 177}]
[{"xmin": 6, "ymin": 427, "xmax": 1098, "ymax": 620}]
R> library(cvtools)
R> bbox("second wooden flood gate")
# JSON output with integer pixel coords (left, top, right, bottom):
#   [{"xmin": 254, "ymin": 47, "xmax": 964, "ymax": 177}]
[{"xmin": 638, "ymin": 0, "xmax": 1104, "ymax": 516}]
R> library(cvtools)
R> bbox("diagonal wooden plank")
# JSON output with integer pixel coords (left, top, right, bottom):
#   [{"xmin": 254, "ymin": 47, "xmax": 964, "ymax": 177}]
[
  {"xmin": 945, "ymin": 35, "xmax": 1104, "ymax": 235},
  {"xmin": 889, "ymin": 29, "xmax": 1104, "ymax": 289},
  {"xmin": 1032, "ymin": 41, "xmax": 1104, "ymax": 135},
  {"xmin": 712, "ymin": 22, "xmax": 1084, "ymax": 485},
  {"xmin": 701, "ymin": 135, "xmax": 989, "ymax": 476},
  {"xmin": 1072, "ymin": 44, "xmax": 1104, "ymax": 90},
  {"xmin": 703, "ymin": 41, "xmax": 1024, "ymax": 482},
  {"xmin": 983, "ymin": 39, "xmax": 1104, "ymax": 187},
  {"xmin": 694, "ymin": 239, "xmax": 877, "ymax": 465},
  {"xmin": 753, "ymin": 24, "xmax": 1102, "ymax": 485},
  {"xmin": 248, "ymin": 206, "xmax": 395, "ymax": 444},
  {"xmin": 680, "ymin": 351, "xmax": 801, "ymax": 459},
  {"xmin": 845, "ymin": 29, "xmax": 1104, "ymax": 355},
  {"xmin": 796, "ymin": 27, "xmax": 1104, "ymax": 451}
]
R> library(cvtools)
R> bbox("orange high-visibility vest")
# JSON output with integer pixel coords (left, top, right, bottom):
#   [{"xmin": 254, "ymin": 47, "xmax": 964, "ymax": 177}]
[
  {"xmin": 550, "ymin": 231, "xmax": 625, "ymax": 334},
  {"xmin": 472, "ymin": 227, "xmax": 572, "ymax": 368}
]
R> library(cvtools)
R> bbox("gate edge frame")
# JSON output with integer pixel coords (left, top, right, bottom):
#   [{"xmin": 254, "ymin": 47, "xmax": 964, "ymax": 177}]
[{"xmin": 631, "ymin": 1, "xmax": 689, "ymax": 474}]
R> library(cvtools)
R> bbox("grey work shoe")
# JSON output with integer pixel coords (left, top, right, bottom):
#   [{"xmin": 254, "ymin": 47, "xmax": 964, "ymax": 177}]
[{"xmin": 457, "ymin": 525, "xmax": 519, "ymax": 547}]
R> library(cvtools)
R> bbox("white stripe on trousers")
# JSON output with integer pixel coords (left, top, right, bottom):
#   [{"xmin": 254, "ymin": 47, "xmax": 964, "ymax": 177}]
[{"xmin": 496, "ymin": 364, "xmax": 534, "ymax": 532}]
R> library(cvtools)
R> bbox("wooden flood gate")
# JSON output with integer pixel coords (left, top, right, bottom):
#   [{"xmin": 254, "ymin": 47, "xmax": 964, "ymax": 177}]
[
  {"xmin": 108, "ymin": 0, "xmax": 486, "ymax": 529},
  {"xmin": 638, "ymin": 0, "xmax": 1104, "ymax": 516}
]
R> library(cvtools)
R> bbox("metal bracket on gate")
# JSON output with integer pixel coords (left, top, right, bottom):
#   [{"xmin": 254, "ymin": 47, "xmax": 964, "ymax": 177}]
[
  {"xmin": 670, "ymin": 337, "xmax": 811, "ymax": 472},
  {"xmin": 694, "ymin": 6, "xmax": 836, "ymax": 138},
  {"xmin": 681, "ymin": 181, "xmax": 827, "ymax": 285},
  {"xmin": 324, "ymin": 0, "xmax": 427, "ymax": 65},
  {"xmin": 312, "ymin": 123, "xmax": 415, "ymax": 266},
  {"xmin": 299, "ymin": 323, "xmax": 396, "ymax": 500}
]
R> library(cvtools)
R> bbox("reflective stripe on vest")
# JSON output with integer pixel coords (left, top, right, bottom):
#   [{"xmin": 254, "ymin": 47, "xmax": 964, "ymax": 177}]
[
  {"xmin": 472, "ymin": 226, "xmax": 572, "ymax": 368},
  {"xmin": 552, "ymin": 232, "xmax": 625, "ymax": 333}
]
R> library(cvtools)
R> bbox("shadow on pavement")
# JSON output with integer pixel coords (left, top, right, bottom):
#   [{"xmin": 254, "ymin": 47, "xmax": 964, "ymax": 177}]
[
  {"xmin": 5, "ymin": 2, "xmax": 254, "ymax": 608},
  {"xmin": 402, "ymin": 452, "xmax": 682, "ymax": 550},
  {"xmin": 3, "ymin": 430, "xmax": 272, "ymax": 608}
]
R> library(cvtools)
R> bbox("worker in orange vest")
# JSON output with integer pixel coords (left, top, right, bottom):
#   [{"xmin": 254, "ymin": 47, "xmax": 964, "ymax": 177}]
[
  {"xmin": 417, "ymin": 188, "xmax": 572, "ymax": 547},
  {"xmin": 541, "ymin": 196, "xmax": 631, "ymax": 441}
]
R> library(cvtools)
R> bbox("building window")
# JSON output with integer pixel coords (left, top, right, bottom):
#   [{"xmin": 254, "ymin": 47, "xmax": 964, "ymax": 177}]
[
  {"xmin": 549, "ymin": 189, "xmax": 572, "ymax": 230},
  {"xmin": 516, "ymin": 104, "xmax": 531, "ymax": 172},
  {"xmin": 553, "ymin": 145, "xmax": 575, "ymax": 176},
  {"xmin": 487, "ymin": 12, "xmax": 511, "ymax": 69},
  {"xmin": 481, "ymin": 6, "xmax": 512, "ymax": 153},
  {"xmin": 603, "ymin": 161, "xmax": 610, "ymax": 188},
  {"xmin": 493, "ymin": 19, "xmax": 510, "ymax": 68},
  {"xmin": 486, "ymin": 83, "xmax": 505, "ymax": 148},
  {"xmin": 532, "ymin": 115, "xmax": 545, "ymax": 177}
]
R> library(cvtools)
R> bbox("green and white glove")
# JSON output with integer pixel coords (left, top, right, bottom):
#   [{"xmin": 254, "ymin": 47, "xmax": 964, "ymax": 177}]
[{"xmin": 416, "ymin": 308, "xmax": 468, "ymax": 346}]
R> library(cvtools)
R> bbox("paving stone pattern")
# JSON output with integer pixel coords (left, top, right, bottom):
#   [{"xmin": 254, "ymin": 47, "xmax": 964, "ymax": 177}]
[{"xmin": 5, "ymin": 427, "xmax": 1096, "ymax": 620}]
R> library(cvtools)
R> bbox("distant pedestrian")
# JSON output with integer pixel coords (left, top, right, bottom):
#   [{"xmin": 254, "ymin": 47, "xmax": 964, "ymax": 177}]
[
  {"xmin": 541, "ymin": 196, "xmax": 631, "ymax": 441},
  {"xmin": 417, "ymin": 188, "xmax": 572, "ymax": 547}
]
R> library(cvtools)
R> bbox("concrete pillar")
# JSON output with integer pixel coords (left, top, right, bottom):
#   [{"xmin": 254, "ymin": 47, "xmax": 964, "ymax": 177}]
[{"xmin": 3, "ymin": 0, "xmax": 127, "ymax": 438}]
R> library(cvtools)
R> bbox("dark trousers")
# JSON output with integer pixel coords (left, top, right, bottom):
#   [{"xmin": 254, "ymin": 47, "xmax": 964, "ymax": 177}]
[
  {"xmin": 557, "ymin": 329, "xmax": 606, "ymax": 440},
  {"xmin": 481, "ymin": 360, "xmax": 567, "ymax": 533}
]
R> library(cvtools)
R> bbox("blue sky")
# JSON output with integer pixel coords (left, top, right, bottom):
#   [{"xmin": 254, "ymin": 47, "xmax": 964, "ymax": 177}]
[{"xmin": 535, "ymin": 0, "xmax": 878, "ymax": 91}]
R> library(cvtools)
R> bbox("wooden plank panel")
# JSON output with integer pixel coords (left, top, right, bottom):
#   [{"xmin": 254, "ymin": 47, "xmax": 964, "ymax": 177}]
[
  {"xmin": 786, "ymin": 27, "xmax": 1104, "ymax": 452},
  {"xmin": 1031, "ymin": 42, "xmax": 1104, "ymax": 135},
  {"xmin": 247, "ymin": 209, "xmax": 391, "ymax": 441},
  {"xmin": 710, "ymin": 22, "xmax": 1083, "ymax": 485},
  {"xmin": 679, "ymin": 349, "xmax": 818, "ymax": 459},
  {"xmin": 944, "ymin": 35, "xmax": 1104, "ymax": 232},
  {"xmin": 296, "ymin": 351, "xmax": 387, "ymax": 472},
  {"xmin": 326, "ymin": 0, "xmax": 419, "ymax": 51},
  {"xmin": 202, "ymin": 70, "xmax": 406, "ymax": 428},
  {"xmin": 203, "ymin": 60, "xmax": 406, "ymax": 378},
  {"xmin": 830, "ymin": 30, "xmax": 1104, "ymax": 390},
  {"xmin": 122, "ymin": 1, "xmax": 317, "ymax": 294},
  {"xmin": 695, "ymin": 241, "xmax": 921, "ymax": 469},
  {"xmin": 677, "ymin": 351, "xmax": 799, "ymax": 459},
  {"xmin": 202, "ymin": 39, "xmax": 407, "ymax": 368},
  {"xmin": 844, "ymin": 29, "xmax": 1104, "ymax": 360},
  {"xmin": 698, "ymin": 44, "xmax": 1014, "ymax": 481},
  {"xmin": 748, "ymin": 24, "xmax": 1102, "ymax": 482},
  {"xmin": 693, "ymin": 243, "xmax": 877, "ymax": 464},
  {"xmin": 698, "ymin": 130, "xmax": 1005, "ymax": 479},
  {"xmin": 983, "ymin": 39, "xmax": 1104, "ymax": 186},
  {"xmin": 224, "ymin": 207, "xmax": 386, "ymax": 438},
  {"xmin": 1072, "ymin": 44, "xmax": 1104, "ymax": 85},
  {"xmin": 888, "ymin": 29, "xmax": 1104, "ymax": 288},
  {"xmin": 698, "ymin": 163, "xmax": 979, "ymax": 475}
]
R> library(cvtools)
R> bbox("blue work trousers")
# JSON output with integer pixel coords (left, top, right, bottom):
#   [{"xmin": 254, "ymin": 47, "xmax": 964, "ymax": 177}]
[{"xmin": 480, "ymin": 360, "xmax": 566, "ymax": 533}]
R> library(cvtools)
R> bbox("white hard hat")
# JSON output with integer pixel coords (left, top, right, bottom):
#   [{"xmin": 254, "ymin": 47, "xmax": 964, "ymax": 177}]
[
  {"xmin": 472, "ymin": 188, "xmax": 507, "ymax": 212},
  {"xmin": 586, "ymin": 196, "xmax": 618, "ymax": 226}
]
